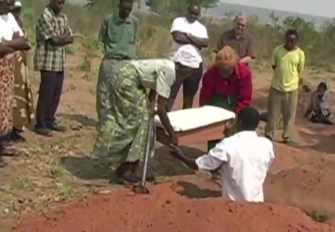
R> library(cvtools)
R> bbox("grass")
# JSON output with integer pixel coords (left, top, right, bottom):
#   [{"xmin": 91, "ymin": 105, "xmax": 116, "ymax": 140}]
[{"xmin": 22, "ymin": 0, "xmax": 335, "ymax": 71}]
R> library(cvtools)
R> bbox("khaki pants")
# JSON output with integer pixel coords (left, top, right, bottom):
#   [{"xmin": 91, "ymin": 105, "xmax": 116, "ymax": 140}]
[{"xmin": 265, "ymin": 87, "xmax": 298, "ymax": 140}]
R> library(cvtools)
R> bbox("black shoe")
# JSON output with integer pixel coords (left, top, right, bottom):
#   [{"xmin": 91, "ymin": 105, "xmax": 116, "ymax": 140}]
[
  {"xmin": 46, "ymin": 122, "xmax": 66, "ymax": 132},
  {"xmin": 0, "ymin": 133, "xmax": 12, "ymax": 143},
  {"xmin": 115, "ymin": 163, "xmax": 140, "ymax": 185},
  {"xmin": 13, "ymin": 127, "xmax": 24, "ymax": 134},
  {"xmin": 35, "ymin": 125, "xmax": 53, "ymax": 137},
  {"xmin": 282, "ymin": 137, "xmax": 291, "ymax": 144},
  {"xmin": 10, "ymin": 130, "xmax": 26, "ymax": 143}
]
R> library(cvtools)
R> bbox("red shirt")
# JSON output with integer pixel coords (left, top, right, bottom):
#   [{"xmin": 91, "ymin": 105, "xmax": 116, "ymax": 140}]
[{"xmin": 199, "ymin": 62, "xmax": 252, "ymax": 115}]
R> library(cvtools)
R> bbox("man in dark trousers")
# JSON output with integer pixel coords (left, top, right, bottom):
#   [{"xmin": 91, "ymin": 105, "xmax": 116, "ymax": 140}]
[
  {"xmin": 34, "ymin": 0, "xmax": 78, "ymax": 137},
  {"xmin": 166, "ymin": 3, "xmax": 209, "ymax": 111}
]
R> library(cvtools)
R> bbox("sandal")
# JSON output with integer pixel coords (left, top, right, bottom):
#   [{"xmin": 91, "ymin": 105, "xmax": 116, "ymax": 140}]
[
  {"xmin": 0, "ymin": 143, "xmax": 18, "ymax": 157},
  {"xmin": 132, "ymin": 161, "xmax": 155, "ymax": 182},
  {"xmin": 115, "ymin": 163, "xmax": 140, "ymax": 185}
]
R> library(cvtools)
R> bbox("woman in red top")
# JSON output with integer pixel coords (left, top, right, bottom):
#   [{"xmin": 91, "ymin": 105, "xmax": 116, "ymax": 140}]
[{"xmin": 200, "ymin": 46, "xmax": 252, "ymax": 151}]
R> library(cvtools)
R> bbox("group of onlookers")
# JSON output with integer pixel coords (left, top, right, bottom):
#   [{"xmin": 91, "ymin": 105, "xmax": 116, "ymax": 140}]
[
  {"xmin": 2, "ymin": 0, "xmax": 331, "ymax": 203},
  {"xmin": 0, "ymin": 0, "xmax": 78, "ymax": 167}
]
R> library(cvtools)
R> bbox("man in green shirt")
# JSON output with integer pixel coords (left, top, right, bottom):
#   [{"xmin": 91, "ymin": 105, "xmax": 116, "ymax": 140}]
[
  {"xmin": 96, "ymin": 0, "xmax": 138, "ymax": 126},
  {"xmin": 98, "ymin": 0, "xmax": 138, "ymax": 60}
]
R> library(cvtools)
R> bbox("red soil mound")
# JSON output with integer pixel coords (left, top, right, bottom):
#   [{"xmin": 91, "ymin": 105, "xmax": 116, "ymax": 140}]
[
  {"xmin": 266, "ymin": 160, "xmax": 335, "ymax": 217},
  {"xmin": 14, "ymin": 184, "xmax": 334, "ymax": 232}
]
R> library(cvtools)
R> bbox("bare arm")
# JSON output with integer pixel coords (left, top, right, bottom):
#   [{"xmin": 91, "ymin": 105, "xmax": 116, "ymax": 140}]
[
  {"xmin": 186, "ymin": 34, "xmax": 209, "ymax": 48},
  {"xmin": 240, "ymin": 56, "xmax": 252, "ymax": 64},
  {"xmin": 148, "ymin": 89, "xmax": 156, "ymax": 112},
  {"xmin": 0, "ymin": 43, "xmax": 15, "ymax": 58},
  {"xmin": 171, "ymin": 31, "xmax": 192, "ymax": 44},
  {"xmin": 37, "ymin": 14, "xmax": 72, "ymax": 46},
  {"xmin": 156, "ymin": 95, "xmax": 175, "ymax": 138}
]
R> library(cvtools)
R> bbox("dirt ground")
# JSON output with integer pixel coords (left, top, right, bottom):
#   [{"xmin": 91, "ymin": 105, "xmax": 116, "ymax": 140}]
[{"xmin": 1, "ymin": 47, "xmax": 335, "ymax": 231}]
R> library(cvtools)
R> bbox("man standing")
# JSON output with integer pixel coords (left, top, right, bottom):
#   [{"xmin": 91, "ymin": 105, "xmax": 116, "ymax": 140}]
[
  {"xmin": 170, "ymin": 107, "xmax": 275, "ymax": 202},
  {"xmin": 166, "ymin": 3, "xmax": 209, "ymax": 111},
  {"xmin": 96, "ymin": 0, "xmax": 138, "ymax": 124},
  {"xmin": 265, "ymin": 29, "xmax": 305, "ymax": 143},
  {"xmin": 34, "ymin": 0, "xmax": 75, "ymax": 137},
  {"xmin": 214, "ymin": 13, "xmax": 256, "ymax": 65}
]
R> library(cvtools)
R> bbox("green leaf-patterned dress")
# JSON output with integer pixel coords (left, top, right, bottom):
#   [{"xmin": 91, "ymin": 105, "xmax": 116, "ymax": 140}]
[{"xmin": 93, "ymin": 59, "xmax": 176, "ymax": 169}]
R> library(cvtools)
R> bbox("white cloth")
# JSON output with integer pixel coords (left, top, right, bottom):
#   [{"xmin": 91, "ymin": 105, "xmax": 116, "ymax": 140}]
[
  {"xmin": 154, "ymin": 106, "xmax": 235, "ymax": 132},
  {"xmin": 0, "ymin": 13, "xmax": 23, "ymax": 42},
  {"xmin": 195, "ymin": 131, "xmax": 275, "ymax": 202},
  {"xmin": 169, "ymin": 17, "xmax": 208, "ymax": 69}
]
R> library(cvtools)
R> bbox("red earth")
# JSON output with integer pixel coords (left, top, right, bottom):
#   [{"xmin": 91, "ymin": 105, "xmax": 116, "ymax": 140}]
[
  {"xmin": 12, "ymin": 184, "xmax": 334, "ymax": 232},
  {"xmin": 5, "ymin": 85, "xmax": 335, "ymax": 231}
]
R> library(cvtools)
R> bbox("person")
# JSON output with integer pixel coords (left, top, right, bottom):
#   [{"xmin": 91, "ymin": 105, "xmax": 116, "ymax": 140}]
[
  {"xmin": 9, "ymin": 0, "xmax": 34, "ymax": 142},
  {"xmin": 170, "ymin": 107, "xmax": 275, "ymax": 202},
  {"xmin": 97, "ymin": 0, "xmax": 138, "ymax": 125},
  {"xmin": 265, "ymin": 29, "xmax": 305, "ymax": 143},
  {"xmin": 305, "ymin": 82, "xmax": 333, "ymax": 125},
  {"xmin": 0, "ymin": 0, "xmax": 30, "ymax": 166},
  {"xmin": 200, "ymin": 46, "xmax": 252, "ymax": 152},
  {"xmin": 166, "ymin": 3, "xmax": 209, "ymax": 111},
  {"xmin": 34, "ymin": 0, "xmax": 77, "ymax": 137},
  {"xmin": 92, "ymin": 59, "xmax": 191, "ymax": 184},
  {"xmin": 214, "ymin": 12, "xmax": 256, "ymax": 66}
]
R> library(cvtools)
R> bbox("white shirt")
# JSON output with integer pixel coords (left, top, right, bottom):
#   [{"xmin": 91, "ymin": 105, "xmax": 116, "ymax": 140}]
[
  {"xmin": 196, "ymin": 131, "xmax": 275, "ymax": 202},
  {"xmin": 169, "ymin": 17, "xmax": 208, "ymax": 68},
  {"xmin": 0, "ymin": 13, "xmax": 23, "ymax": 42}
]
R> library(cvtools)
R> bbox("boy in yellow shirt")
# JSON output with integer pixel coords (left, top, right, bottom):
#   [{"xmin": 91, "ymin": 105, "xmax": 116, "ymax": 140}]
[{"xmin": 265, "ymin": 29, "xmax": 305, "ymax": 143}]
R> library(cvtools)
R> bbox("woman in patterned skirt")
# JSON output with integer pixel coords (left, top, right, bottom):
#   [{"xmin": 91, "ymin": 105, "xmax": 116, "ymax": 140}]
[
  {"xmin": 93, "ymin": 59, "xmax": 191, "ymax": 184},
  {"xmin": 0, "ymin": 0, "xmax": 30, "ymax": 166},
  {"xmin": 9, "ymin": 1, "xmax": 35, "ymax": 142}
]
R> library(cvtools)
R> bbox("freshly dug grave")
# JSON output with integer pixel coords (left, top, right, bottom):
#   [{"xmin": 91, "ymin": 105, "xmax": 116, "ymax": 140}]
[{"xmin": 13, "ymin": 184, "xmax": 334, "ymax": 232}]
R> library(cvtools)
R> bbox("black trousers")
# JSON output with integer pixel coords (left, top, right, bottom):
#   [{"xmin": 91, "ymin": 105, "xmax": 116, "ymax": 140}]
[
  {"xmin": 166, "ymin": 62, "xmax": 203, "ymax": 112},
  {"xmin": 35, "ymin": 70, "xmax": 64, "ymax": 127}
]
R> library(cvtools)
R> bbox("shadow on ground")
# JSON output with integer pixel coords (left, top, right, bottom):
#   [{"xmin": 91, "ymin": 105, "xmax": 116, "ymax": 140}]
[
  {"xmin": 171, "ymin": 180, "xmax": 221, "ymax": 199},
  {"xmin": 59, "ymin": 145, "xmax": 204, "ymax": 181},
  {"xmin": 296, "ymin": 124, "xmax": 335, "ymax": 154},
  {"xmin": 58, "ymin": 113, "xmax": 97, "ymax": 127}
]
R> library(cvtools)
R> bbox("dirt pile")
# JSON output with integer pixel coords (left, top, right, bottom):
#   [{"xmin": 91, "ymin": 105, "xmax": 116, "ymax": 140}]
[{"xmin": 13, "ymin": 184, "xmax": 334, "ymax": 232}]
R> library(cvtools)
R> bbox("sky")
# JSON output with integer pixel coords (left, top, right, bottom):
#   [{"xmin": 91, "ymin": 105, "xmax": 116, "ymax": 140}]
[{"xmin": 220, "ymin": 0, "xmax": 334, "ymax": 18}]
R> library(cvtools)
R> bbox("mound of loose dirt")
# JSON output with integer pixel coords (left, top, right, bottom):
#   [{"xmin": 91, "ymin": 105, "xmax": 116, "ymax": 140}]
[
  {"xmin": 265, "ymin": 160, "xmax": 335, "ymax": 219},
  {"xmin": 13, "ymin": 184, "xmax": 334, "ymax": 232}
]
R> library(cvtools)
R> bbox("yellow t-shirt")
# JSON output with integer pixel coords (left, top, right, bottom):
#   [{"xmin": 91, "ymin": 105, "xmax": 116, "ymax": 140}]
[{"xmin": 271, "ymin": 45, "xmax": 305, "ymax": 92}]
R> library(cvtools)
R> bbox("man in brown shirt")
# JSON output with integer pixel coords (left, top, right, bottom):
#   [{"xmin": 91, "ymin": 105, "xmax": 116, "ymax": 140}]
[{"xmin": 214, "ymin": 13, "xmax": 256, "ymax": 65}]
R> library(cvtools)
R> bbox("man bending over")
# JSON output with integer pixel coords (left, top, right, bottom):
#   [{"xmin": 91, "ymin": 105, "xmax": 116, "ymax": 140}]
[{"xmin": 170, "ymin": 107, "xmax": 275, "ymax": 202}]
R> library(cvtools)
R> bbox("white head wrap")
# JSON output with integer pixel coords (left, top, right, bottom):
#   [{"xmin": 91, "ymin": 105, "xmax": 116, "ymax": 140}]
[{"xmin": 14, "ymin": 1, "xmax": 22, "ymax": 8}]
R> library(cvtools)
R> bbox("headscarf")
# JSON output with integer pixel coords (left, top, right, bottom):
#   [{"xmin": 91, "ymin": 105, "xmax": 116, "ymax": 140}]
[
  {"xmin": 215, "ymin": 46, "xmax": 238, "ymax": 68},
  {"xmin": 13, "ymin": 0, "xmax": 22, "ymax": 8}
]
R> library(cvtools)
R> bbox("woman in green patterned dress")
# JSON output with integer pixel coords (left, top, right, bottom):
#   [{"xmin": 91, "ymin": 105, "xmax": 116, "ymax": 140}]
[{"xmin": 93, "ymin": 59, "xmax": 191, "ymax": 184}]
